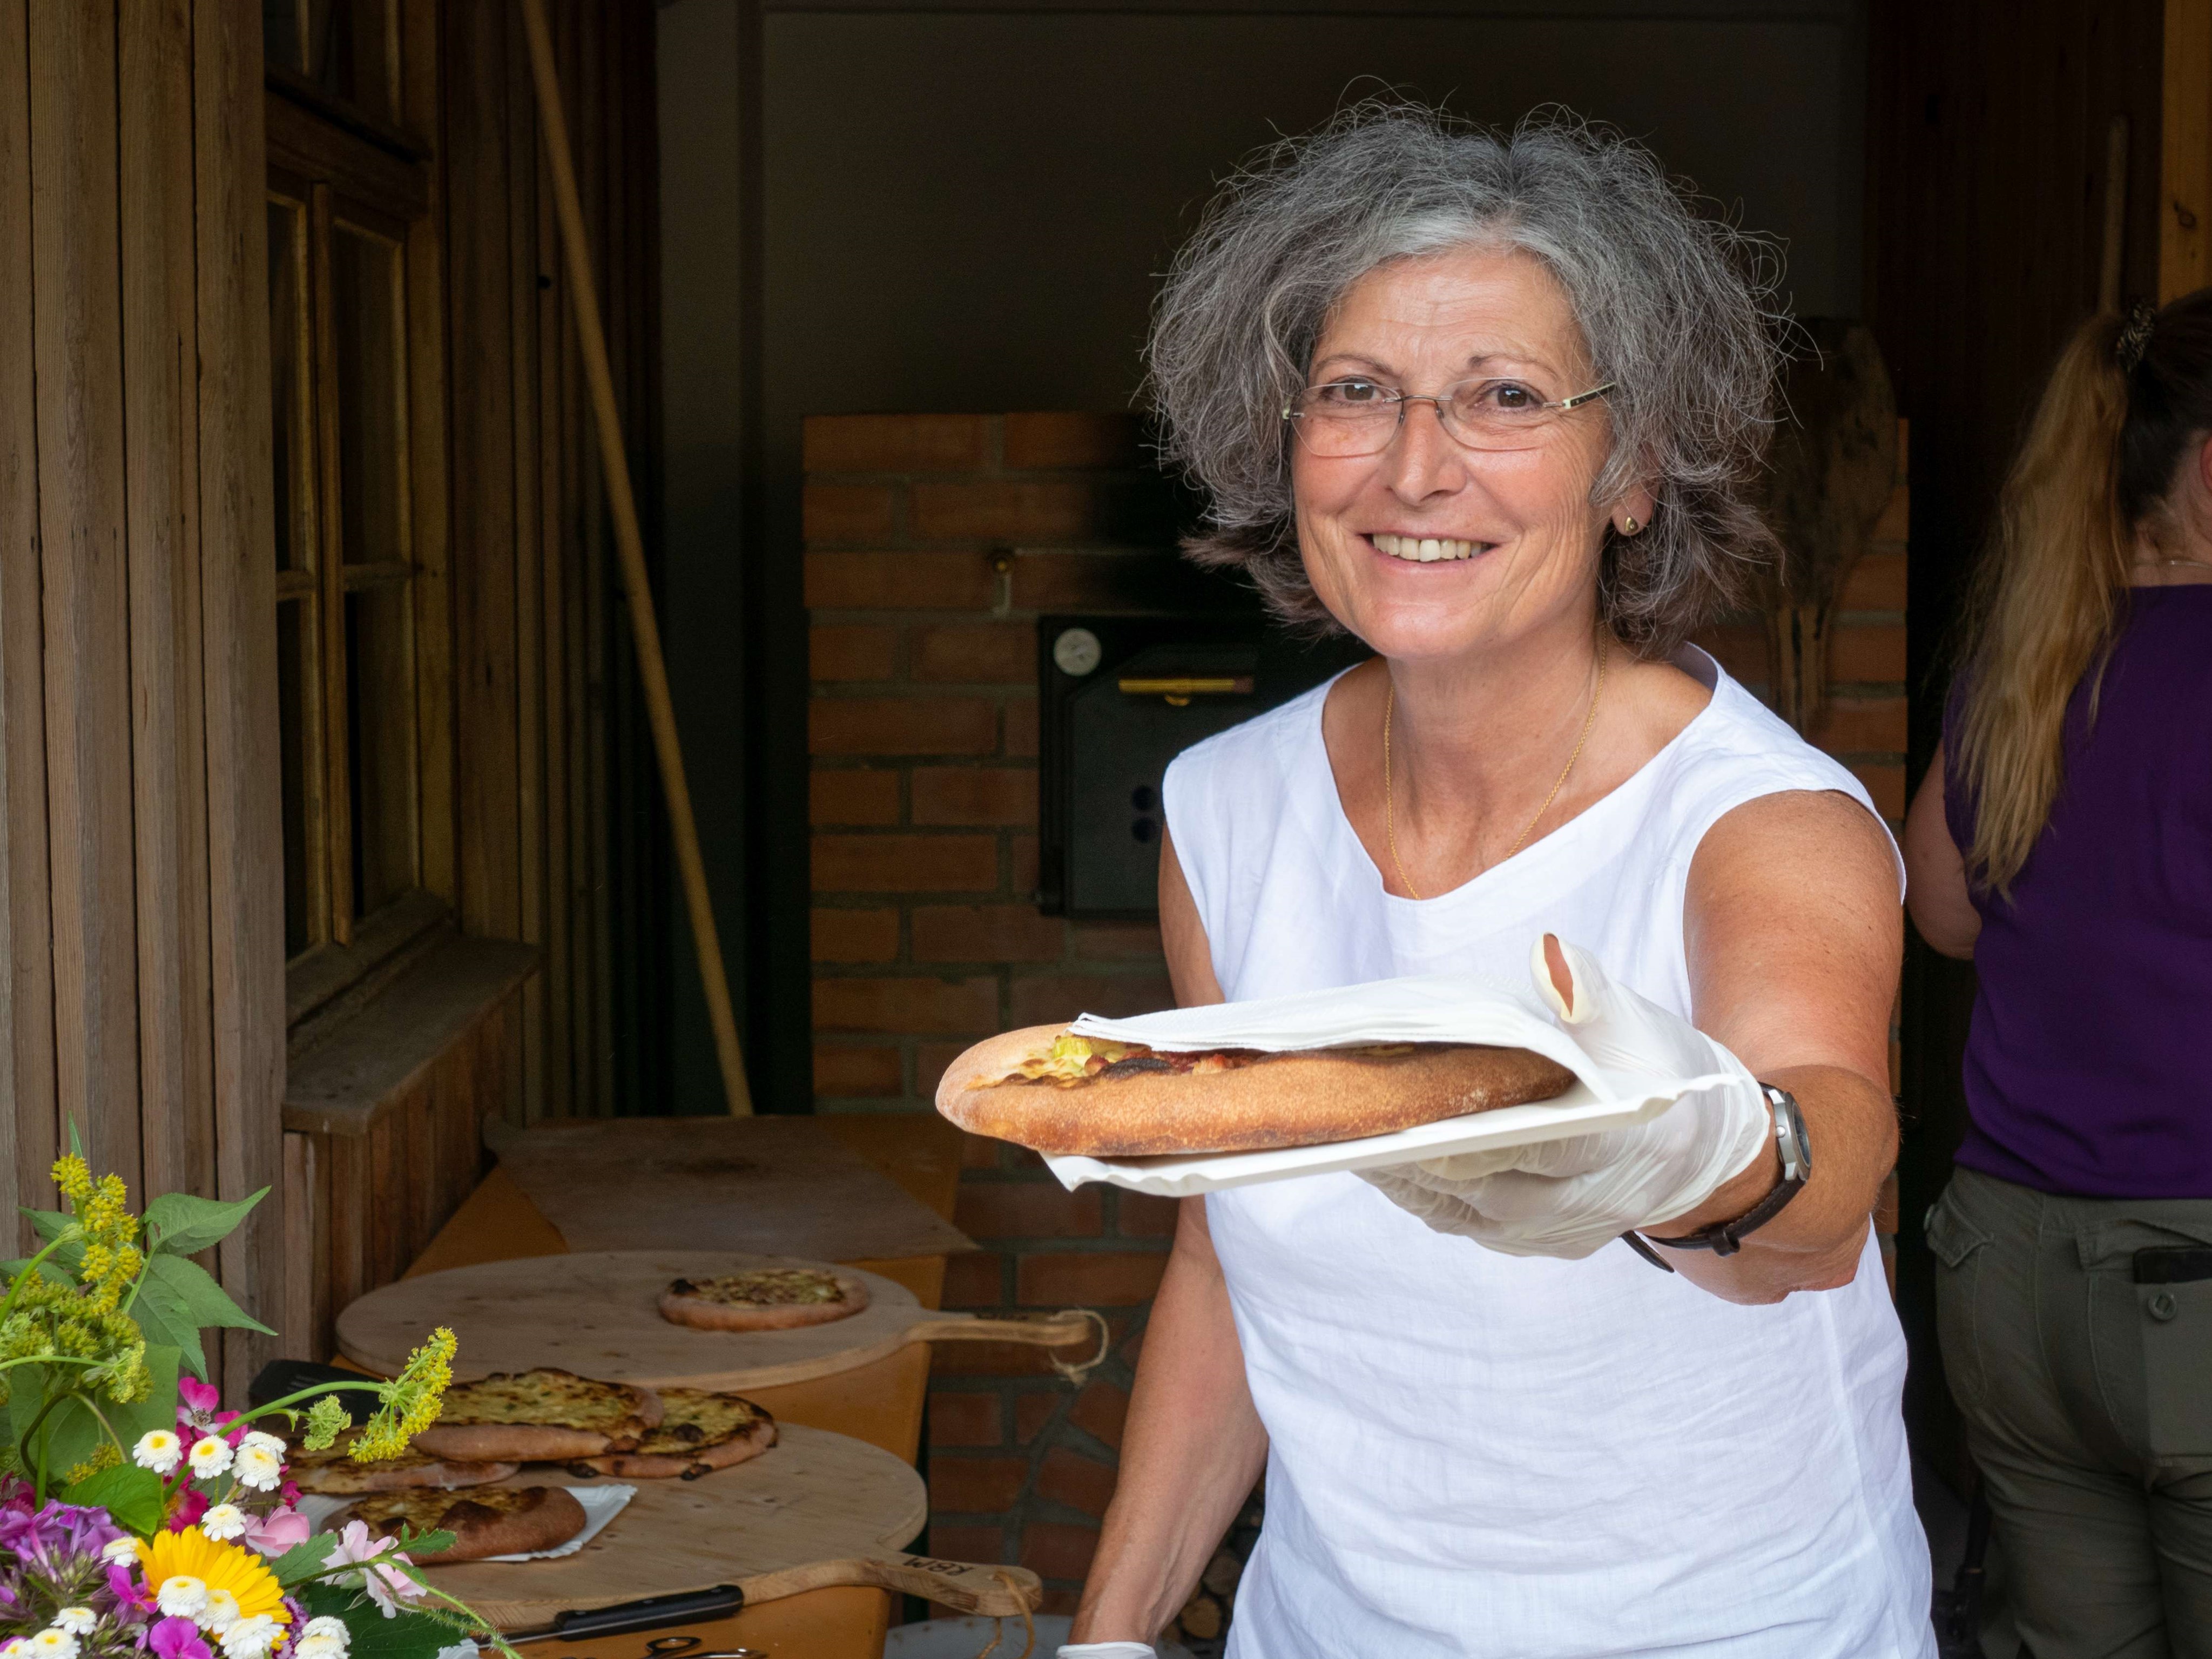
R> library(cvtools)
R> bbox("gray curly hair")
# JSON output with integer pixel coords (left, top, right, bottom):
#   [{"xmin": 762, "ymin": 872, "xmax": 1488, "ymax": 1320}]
[{"xmin": 1147, "ymin": 104, "xmax": 1786, "ymax": 654}]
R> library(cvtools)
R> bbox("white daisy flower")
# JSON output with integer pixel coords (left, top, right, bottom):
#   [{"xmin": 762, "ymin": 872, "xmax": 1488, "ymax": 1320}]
[
  {"xmin": 157, "ymin": 1575, "xmax": 211, "ymax": 1619},
  {"xmin": 299, "ymin": 1620, "xmax": 349, "ymax": 1651},
  {"xmin": 187, "ymin": 1436, "xmax": 234, "ymax": 1479},
  {"xmin": 26, "ymin": 1630, "xmax": 78, "ymax": 1659},
  {"xmin": 52, "ymin": 1610, "xmax": 96, "ymax": 1637},
  {"xmin": 133, "ymin": 1430, "xmax": 184, "ymax": 1474},
  {"xmin": 100, "ymin": 1536, "xmax": 140, "ymax": 1564},
  {"xmin": 199, "ymin": 1589, "xmax": 241, "ymax": 1634},
  {"xmin": 238, "ymin": 1430, "xmax": 287, "ymax": 1459},
  {"xmin": 230, "ymin": 1440, "xmax": 283, "ymax": 1492},
  {"xmin": 218, "ymin": 1615, "xmax": 279, "ymax": 1659},
  {"xmin": 293, "ymin": 1637, "xmax": 345, "ymax": 1659},
  {"xmin": 198, "ymin": 1502, "xmax": 248, "ymax": 1542},
  {"xmin": 3, "ymin": 1637, "xmax": 28, "ymax": 1657}
]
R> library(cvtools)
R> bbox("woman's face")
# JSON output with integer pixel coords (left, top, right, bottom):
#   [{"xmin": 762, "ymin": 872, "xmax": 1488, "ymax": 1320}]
[{"xmin": 1291, "ymin": 245, "xmax": 1631, "ymax": 664}]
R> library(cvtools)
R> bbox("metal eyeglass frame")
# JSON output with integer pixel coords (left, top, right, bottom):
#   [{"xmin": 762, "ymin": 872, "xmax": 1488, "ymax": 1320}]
[{"xmin": 1283, "ymin": 377, "xmax": 1618, "ymax": 455}]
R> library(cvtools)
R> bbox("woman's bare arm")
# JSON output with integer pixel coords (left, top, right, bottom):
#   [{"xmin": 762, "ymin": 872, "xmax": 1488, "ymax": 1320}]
[
  {"xmin": 1068, "ymin": 827, "xmax": 1266, "ymax": 1644},
  {"xmin": 1903, "ymin": 741, "xmax": 1980, "ymax": 959},
  {"xmin": 1650, "ymin": 790, "xmax": 1904, "ymax": 1304}
]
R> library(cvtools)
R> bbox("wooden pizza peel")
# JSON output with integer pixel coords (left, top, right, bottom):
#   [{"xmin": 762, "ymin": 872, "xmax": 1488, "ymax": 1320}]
[
  {"xmin": 480, "ymin": 1117, "xmax": 975, "ymax": 1263},
  {"xmin": 413, "ymin": 1425, "xmax": 1036, "ymax": 1629},
  {"xmin": 336, "ymin": 1251, "xmax": 1104, "ymax": 1391}
]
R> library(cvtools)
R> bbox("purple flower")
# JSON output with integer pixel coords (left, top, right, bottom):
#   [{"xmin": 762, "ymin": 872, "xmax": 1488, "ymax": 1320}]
[
  {"xmin": 0, "ymin": 1500, "xmax": 123, "ymax": 1566},
  {"xmin": 148, "ymin": 1618, "xmax": 213, "ymax": 1659},
  {"xmin": 107, "ymin": 1562, "xmax": 156, "ymax": 1618}
]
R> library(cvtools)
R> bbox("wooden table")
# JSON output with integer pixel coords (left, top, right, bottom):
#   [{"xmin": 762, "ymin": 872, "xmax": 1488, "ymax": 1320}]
[{"xmin": 400, "ymin": 1112, "xmax": 967, "ymax": 1659}]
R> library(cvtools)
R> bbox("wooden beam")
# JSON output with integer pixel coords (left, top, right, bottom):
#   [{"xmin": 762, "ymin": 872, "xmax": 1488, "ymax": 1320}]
[
  {"xmin": 516, "ymin": 0, "xmax": 754, "ymax": 1115},
  {"xmin": 2163, "ymin": 0, "xmax": 2212, "ymax": 299}
]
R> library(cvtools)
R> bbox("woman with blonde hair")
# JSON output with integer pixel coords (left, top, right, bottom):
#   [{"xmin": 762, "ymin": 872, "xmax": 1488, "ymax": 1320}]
[{"xmin": 1906, "ymin": 292, "xmax": 2212, "ymax": 1653}]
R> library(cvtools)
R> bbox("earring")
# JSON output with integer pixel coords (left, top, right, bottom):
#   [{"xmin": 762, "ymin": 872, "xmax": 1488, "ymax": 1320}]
[{"xmin": 1620, "ymin": 515, "xmax": 1641, "ymax": 535}]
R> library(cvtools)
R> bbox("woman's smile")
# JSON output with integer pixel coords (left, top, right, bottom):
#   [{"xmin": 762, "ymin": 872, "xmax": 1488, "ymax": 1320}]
[{"xmin": 1366, "ymin": 532, "xmax": 1492, "ymax": 563}]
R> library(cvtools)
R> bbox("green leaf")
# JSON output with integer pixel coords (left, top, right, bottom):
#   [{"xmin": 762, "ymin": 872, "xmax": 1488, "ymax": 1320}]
[
  {"xmin": 59, "ymin": 1462, "xmax": 165, "ymax": 1534},
  {"xmin": 131, "ymin": 1264, "xmax": 210, "ymax": 1381},
  {"xmin": 143, "ymin": 1252, "xmax": 275, "ymax": 1336},
  {"xmin": 296, "ymin": 1583, "xmax": 473, "ymax": 1659},
  {"xmin": 141, "ymin": 1190, "xmax": 268, "ymax": 1259},
  {"xmin": 20, "ymin": 1211, "xmax": 85, "ymax": 1276},
  {"xmin": 2, "ymin": 1257, "xmax": 77, "ymax": 1287},
  {"xmin": 270, "ymin": 1534, "xmax": 340, "ymax": 1587},
  {"xmin": 68, "ymin": 1121, "xmax": 85, "ymax": 1162},
  {"xmin": 25, "ymin": 1394, "xmax": 103, "ymax": 1488}
]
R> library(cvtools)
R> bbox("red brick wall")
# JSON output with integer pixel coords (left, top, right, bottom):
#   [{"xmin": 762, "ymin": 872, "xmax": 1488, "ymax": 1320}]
[{"xmin": 804, "ymin": 410, "xmax": 1910, "ymax": 1616}]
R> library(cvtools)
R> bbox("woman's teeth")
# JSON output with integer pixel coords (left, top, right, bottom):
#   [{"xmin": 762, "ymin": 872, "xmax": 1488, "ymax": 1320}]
[{"xmin": 1371, "ymin": 534, "xmax": 1483, "ymax": 563}]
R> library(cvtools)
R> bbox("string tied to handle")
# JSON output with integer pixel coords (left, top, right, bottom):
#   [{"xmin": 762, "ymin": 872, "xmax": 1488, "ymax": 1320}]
[{"xmin": 1048, "ymin": 1308, "xmax": 1112, "ymax": 1386}]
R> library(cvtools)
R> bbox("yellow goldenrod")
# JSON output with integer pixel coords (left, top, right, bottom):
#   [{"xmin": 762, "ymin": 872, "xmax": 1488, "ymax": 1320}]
[{"xmin": 350, "ymin": 1327, "xmax": 456, "ymax": 1461}]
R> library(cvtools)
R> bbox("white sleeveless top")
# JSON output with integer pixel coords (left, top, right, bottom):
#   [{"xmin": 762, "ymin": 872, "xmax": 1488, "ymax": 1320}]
[{"xmin": 1163, "ymin": 650, "xmax": 1931, "ymax": 1659}]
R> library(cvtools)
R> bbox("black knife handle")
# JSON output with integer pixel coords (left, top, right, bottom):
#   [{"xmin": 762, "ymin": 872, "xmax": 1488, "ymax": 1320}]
[{"xmin": 550, "ymin": 1586, "xmax": 746, "ymax": 1639}]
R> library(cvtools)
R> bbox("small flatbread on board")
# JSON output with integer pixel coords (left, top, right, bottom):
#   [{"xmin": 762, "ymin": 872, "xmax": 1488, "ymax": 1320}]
[
  {"xmin": 286, "ymin": 1431, "xmax": 517, "ymax": 1495},
  {"xmin": 937, "ymin": 1026, "xmax": 1576, "ymax": 1157},
  {"xmin": 657, "ymin": 1267, "xmax": 871, "ymax": 1332},
  {"xmin": 342, "ymin": 1484, "xmax": 589, "ymax": 1563},
  {"xmin": 567, "ymin": 1388, "xmax": 778, "ymax": 1479},
  {"xmin": 410, "ymin": 1368, "xmax": 663, "ymax": 1461}
]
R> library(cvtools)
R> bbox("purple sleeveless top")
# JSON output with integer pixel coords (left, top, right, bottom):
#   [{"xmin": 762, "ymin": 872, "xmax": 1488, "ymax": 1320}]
[{"xmin": 1944, "ymin": 586, "xmax": 2212, "ymax": 1198}]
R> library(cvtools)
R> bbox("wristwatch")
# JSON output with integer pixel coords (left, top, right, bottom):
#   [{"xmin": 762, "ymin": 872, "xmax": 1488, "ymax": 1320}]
[{"xmin": 1622, "ymin": 1084, "xmax": 1810, "ymax": 1270}]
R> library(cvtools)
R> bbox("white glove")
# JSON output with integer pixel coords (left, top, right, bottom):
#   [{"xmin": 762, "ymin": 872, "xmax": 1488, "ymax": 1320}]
[
  {"xmin": 1358, "ymin": 936, "xmax": 1773, "ymax": 1259},
  {"xmin": 1056, "ymin": 1647, "xmax": 1155, "ymax": 1658}
]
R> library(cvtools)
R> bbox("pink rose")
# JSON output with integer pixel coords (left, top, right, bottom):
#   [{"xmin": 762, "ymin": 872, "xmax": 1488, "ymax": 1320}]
[{"xmin": 242, "ymin": 1506, "xmax": 312, "ymax": 1557}]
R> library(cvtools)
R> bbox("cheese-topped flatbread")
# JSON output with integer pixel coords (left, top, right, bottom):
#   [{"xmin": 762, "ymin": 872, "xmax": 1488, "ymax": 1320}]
[
  {"xmin": 409, "ymin": 1368, "xmax": 664, "ymax": 1461},
  {"xmin": 286, "ymin": 1432, "xmax": 516, "ymax": 1495},
  {"xmin": 342, "ymin": 1484, "xmax": 588, "ymax": 1563},
  {"xmin": 567, "ymin": 1388, "xmax": 779, "ymax": 1479},
  {"xmin": 938, "ymin": 1025, "xmax": 1577, "ymax": 1156},
  {"xmin": 658, "ymin": 1267, "xmax": 871, "ymax": 1332}
]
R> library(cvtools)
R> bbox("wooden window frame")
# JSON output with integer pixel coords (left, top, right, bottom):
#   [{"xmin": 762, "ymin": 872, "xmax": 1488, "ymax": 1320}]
[{"xmin": 267, "ymin": 49, "xmax": 454, "ymax": 1033}]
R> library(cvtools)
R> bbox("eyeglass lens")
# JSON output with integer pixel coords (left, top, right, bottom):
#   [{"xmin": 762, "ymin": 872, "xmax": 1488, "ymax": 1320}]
[{"xmin": 1289, "ymin": 379, "xmax": 1599, "ymax": 457}]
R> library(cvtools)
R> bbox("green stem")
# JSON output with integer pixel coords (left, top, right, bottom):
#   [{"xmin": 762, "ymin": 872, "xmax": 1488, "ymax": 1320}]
[
  {"xmin": 238, "ymin": 1379, "xmax": 388, "ymax": 1423},
  {"xmin": 22, "ymin": 1388, "xmax": 73, "ymax": 1503},
  {"xmin": 0, "ymin": 1355, "xmax": 103, "ymax": 1374},
  {"xmin": 77, "ymin": 1393, "xmax": 123, "ymax": 1457}
]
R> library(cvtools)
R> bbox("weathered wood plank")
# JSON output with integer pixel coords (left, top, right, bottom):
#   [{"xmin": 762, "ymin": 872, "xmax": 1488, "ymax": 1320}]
[
  {"xmin": 508, "ymin": 6, "xmax": 547, "ymax": 1121},
  {"xmin": 195, "ymin": 0, "xmax": 286, "ymax": 1390},
  {"xmin": 579, "ymin": 0, "xmax": 617, "ymax": 1116},
  {"xmin": 537, "ymin": 32, "xmax": 573, "ymax": 1123},
  {"xmin": 447, "ymin": 0, "xmax": 522, "ymax": 943},
  {"xmin": 120, "ymin": 0, "xmax": 217, "ymax": 1207},
  {"xmin": 0, "ymin": 0, "xmax": 57, "ymax": 1251},
  {"xmin": 31, "ymin": 0, "xmax": 143, "ymax": 1193},
  {"xmin": 284, "ymin": 937, "xmax": 537, "ymax": 1131},
  {"xmin": 281, "ymin": 1131, "xmax": 315, "ymax": 1355}
]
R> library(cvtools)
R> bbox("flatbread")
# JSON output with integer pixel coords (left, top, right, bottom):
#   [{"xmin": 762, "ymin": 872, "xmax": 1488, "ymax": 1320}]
[
  {"xmin": 657, "ymin": 1267, "xmax": 871, "ymax": 1332},
  {"xmin": 566, "ymin": 1388, "xmax": 779, "ymax": 1479},
  {"xmin": 342, "ymin": 1484, "xmax": 589, "ymax": 1563},
  {"xmin": 286, "ymin": 1432, "xmax": 517, "ymax": 1495},
  {"xmin": 410, "ymin": 1368, "xmax": 663, "ymax": 1461},
  {"xmin": 937, "ymin": 1025, "xmax": 1576, "ymax": 1156}
]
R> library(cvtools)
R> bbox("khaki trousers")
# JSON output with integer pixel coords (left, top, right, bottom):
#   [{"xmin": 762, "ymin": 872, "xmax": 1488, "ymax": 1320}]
[{"xmin": 1930, "ymin": 1166, "xmax": 2212, "ymax": 1658}]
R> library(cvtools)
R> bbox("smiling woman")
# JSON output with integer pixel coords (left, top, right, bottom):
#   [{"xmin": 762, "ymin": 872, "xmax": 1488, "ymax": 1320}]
[{"xmin": 1068, "ymin": 106, "xmax": 1923, "ymax": 1659}]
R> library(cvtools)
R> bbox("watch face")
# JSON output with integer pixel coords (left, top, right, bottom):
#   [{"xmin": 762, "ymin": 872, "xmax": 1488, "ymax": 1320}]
[{"xmin": 1768, "ymin": 1087, "xmax": 1811, "ymax": 1182}]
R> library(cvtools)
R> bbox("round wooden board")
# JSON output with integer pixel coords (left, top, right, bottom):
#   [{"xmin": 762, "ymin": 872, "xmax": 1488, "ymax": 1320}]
[
  {"xmin": 336, "ymin": 1252, "xmax": 934, "ymax": 1391},
  {"xmin": 412, "ymin": 1424, "xmax": 928, "ymax": 1629}
]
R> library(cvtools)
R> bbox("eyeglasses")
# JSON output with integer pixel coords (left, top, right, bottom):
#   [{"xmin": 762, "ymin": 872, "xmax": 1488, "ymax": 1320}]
[{"xmin": 1283, "ymin": 376, "xmax": 1617, "ymax": 458}]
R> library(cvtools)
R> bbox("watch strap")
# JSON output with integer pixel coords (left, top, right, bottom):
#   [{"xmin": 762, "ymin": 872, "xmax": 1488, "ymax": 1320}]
[{"xmin": 1640, "ymin": 1084, "xmax": 1808, "ymax": 1260}]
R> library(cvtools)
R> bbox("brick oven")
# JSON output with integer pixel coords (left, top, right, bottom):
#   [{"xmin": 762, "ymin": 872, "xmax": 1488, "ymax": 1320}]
[{"xmin": 804, "ymin": 410, "xmax": 1910, "ymax": 1624}]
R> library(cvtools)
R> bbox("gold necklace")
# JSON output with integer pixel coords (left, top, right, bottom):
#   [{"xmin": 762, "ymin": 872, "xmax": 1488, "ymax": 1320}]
[{"xmin": 1382, "ymin": 640, "xmax": 1610, "ymax": 901}]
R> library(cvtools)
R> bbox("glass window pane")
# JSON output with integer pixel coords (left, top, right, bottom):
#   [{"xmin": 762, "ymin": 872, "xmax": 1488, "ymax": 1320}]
[
  {"xmin": 277, "ymin": 596, "xmax": 319, "ymax": 958},
  {"xmin": 268, "ymin": 1, "xmax": 395, "ymax": 124},
  {"xmin": 267, "ymin": 199, "xmax": 311, "ymax": 575},
  {"xmin": 346, "ymin": 585, "xmax": 416, "ymax": 915},
  {"xmin": 330, "ymin": 224, "xmax": 407, "ymax": 568}
]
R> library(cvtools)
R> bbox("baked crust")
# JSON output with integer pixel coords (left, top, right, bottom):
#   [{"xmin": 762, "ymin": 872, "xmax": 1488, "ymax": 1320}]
[
  {"xmin": 936, "ymin": 1024, "xmax": 1576, "ymax": 1156},
  {"xmin": 342, "ymin": 1484, "xmax": 590, "ymax": 1563},
  {"xmin": 286, "ymin": 1433, "xmax": 517, "ymax": 1495},
  {"xmin": 409, "ymin": 1368, "xmax": 663, "ymax": 1460},
  {"xmin": 566, "ymin": 1388, "xmax": 779, "ymax": 1479},
  {"xmin": 657, "ymin": 1269, "xmax": 871, "ymax": 1332}
]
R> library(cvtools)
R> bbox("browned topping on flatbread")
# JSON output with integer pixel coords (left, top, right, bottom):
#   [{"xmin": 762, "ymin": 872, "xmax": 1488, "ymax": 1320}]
[
  {"xmin": 435, "ymin": 1368, "xmax": 653, "ymax": 1433},
  {"xmin": 341, "ymin": 1483, "xmax": 589, "ymax": 1563},
  {"xmin": 995, "ymin": 1034, "xmax": 1427, "ymax": 1088},
  {"xmin": 632, "ymin": 1388, "xmax": 772, "ymax": 1453},
  {"xmin": 665, "ymin": 1269, "xmax": 847, "ymax": 1309},
  {"xmin": 285, "ymin": 1433, "xmax": 515, "ymax": 1495}
]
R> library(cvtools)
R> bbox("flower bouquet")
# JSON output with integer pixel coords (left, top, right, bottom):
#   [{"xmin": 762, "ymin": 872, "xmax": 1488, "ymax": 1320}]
[{"xmin": 0, "ymin": 1150, "xmax": 508, "ymax": 1659}]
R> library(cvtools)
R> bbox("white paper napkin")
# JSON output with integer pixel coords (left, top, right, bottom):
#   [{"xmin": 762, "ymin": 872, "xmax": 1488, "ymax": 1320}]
[
  {"xmin": 297, "ymin": 1483, "xmax": 634, "ymax": 1562},
  {"xmin": 1046, "ymin": 974, "xmax": 1732, "ymax": 1197}
]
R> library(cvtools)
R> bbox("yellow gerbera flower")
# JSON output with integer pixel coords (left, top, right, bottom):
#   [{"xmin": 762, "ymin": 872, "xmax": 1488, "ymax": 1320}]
[{"xmin": 135, "ymin": 1530, "xmax": 291, "ymax": 1629}]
